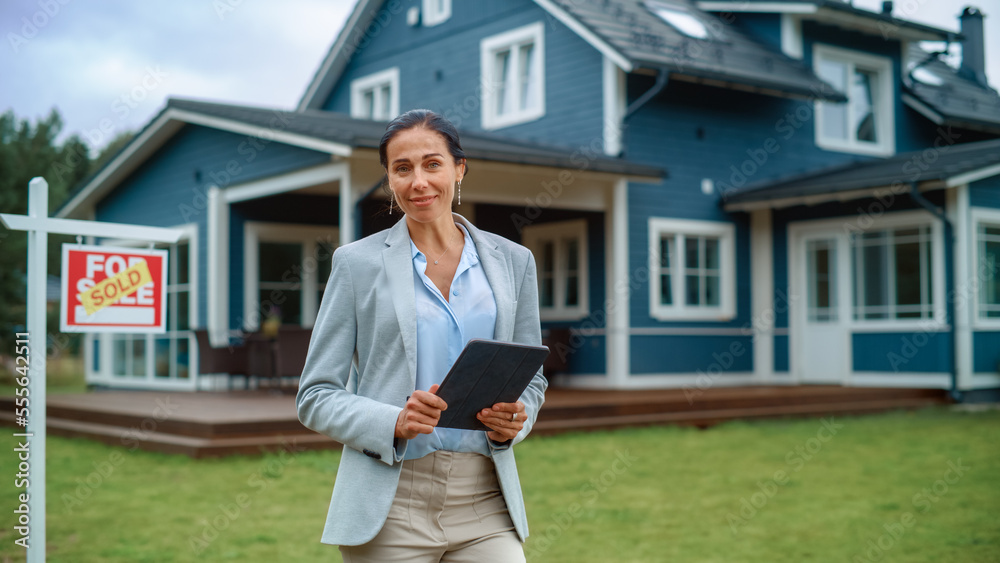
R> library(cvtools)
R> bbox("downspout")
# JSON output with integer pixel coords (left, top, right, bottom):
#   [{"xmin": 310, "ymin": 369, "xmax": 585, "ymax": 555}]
[
  {"xmin": 909, "ymin": 182, "xmax": 963, "ymax": 402},
  {"xmin": 623, "ymin": 69, "xmax": 669, "ymax": 121}
]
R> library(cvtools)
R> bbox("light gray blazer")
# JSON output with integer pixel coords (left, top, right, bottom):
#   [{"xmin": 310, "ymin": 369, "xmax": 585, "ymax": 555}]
[{"xmin": 296, "ymin": 213, "xmax": 548, "ymax": 547}]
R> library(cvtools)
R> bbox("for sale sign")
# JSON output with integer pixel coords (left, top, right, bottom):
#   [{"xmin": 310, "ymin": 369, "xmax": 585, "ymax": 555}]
[{"xmin": 60, "ymin": 244, "xmax": 168, "ymax": 333}]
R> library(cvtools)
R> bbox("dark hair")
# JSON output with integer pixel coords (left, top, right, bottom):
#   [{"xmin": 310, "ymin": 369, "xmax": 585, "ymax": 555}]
[{"xmin": 378, "ymin": 109, "xmax": 469, "ymax": 175}]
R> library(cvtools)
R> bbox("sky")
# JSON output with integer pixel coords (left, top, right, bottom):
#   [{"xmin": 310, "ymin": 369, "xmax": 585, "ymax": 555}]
[{"xmin": 1, "ymin": 0, "xmax": 998, "ymax": 155}]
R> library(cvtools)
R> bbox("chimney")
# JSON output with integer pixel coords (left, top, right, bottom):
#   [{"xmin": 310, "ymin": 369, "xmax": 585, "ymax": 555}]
[
  {"xmin": 881, "ymin": 1, "xmax": 893, "ymax": 15},
  {"xmin": 959, "ymin": 6, "xmax": 988, "ymax": 88}
]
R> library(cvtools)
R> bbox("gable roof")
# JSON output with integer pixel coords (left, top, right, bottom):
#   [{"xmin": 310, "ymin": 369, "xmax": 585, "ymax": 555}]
[
  {"xmin": 696, "ymin": 0, "xmax": 958, "ymax": 42},
  {"xmin": 543, "ymin": 0, "xmax": 845, "ymax": 100},
  {"xmin": 903, "ymin": 44, "xmax": 1000, "ymax": 135},
  {"xmin": 56, "ymin": 97, "xmax": 665, "ymax": 219},
  {"xmin": 298, "ymin": 0, "xmax": 848, "ymax": 111},
  {"xmin": 721, "ymin": 137, "xmax": 1000, "ymax": 211}
]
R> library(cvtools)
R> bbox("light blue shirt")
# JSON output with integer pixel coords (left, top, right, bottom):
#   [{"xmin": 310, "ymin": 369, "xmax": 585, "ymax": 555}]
[{"xmin": 403, "ymin": 223, "xmax": 497, "ymax": 460}]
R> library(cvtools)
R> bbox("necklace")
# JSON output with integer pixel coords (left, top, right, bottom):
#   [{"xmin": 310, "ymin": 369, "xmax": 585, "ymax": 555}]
[{"xmin": 431, "ymin": 230, "xmax": 459, "ymax": 265}]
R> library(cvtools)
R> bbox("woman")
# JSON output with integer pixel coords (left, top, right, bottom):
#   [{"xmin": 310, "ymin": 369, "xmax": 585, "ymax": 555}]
[{"xmin": 297, "ymin": 109, "xmax": 547, "ymax": 562}]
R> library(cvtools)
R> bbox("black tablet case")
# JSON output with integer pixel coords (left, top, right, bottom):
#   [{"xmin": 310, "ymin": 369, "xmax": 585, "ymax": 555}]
[{"xmin": 435, "ymin": 339, "xmax": 549, "ymax": 431}]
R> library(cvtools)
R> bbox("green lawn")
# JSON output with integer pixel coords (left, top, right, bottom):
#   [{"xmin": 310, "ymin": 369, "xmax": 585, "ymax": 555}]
[{"xmin": 1, "ymin": 406, "xmax": 998, "ymax": 562}]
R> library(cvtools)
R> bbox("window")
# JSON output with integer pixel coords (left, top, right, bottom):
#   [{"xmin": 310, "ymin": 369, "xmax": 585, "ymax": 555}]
[
  {"xmin": 851, "ymin": 226, "xmax": 934, "ymax": 320},
  {"xmin": 481, "ymin": 22, "xmax": 545, "ymax": 130},
  {"xmin": 806, "ymin": 239, "xmax": 837, "ymax": 322},
  {"xmin": 649, "ymin": 218, "xmax": 736, "ymax": 321},
  {"xmin": 102, "ymin": 228, "xmax": 197, "ymax": 384},
  {"xmin": 977, "ymin": 221, "xmax": 1000, "ymax": 320},
  {"xmin": 422, "ymin": 0, "xmax": 451, "ymax": 26},
  {"xmin": 813, "ymin": 44, "xmax": 894, "ymax": 157},
  {"xmin": 350, "ymin": 67, "xmax": 399, "ymax": 121},
  {"xmin": 155, "ymin": 238, "xmax": 193, "ymax": 379},
  {"xmin": 522, "ymin": 220, "xmax": 588, "ymax": 321},
  {"xmin": 244, "ymin": 222, "xmax": 338, "ymax": 331}
]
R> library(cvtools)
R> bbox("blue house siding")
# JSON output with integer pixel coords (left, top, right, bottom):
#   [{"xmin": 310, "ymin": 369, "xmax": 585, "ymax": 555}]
[
  {"xmin": 729, "ymin": 13, "xmax": 781, "ymax": 53},
  {"xmin": 774, "ymin": 334, "xmax": 789, "ymax": 372},
  {"xmin": 631, "ymin": 335, "xmax": 754, "ymax": 374},
  {"xmin": 852, "ymin": 331, "xmax": 951, "ymax": 373},
  {"xmin": 323, "ymin": 0, "xmax": 605, "ymax": 148},
  {"xmin": 96, "ymin": 124, "xmax": 331, "ymax": 331},
  {"xmin": 973, "ymin": 331, "xmax": 1000, "ymax": 373},
  {"xmin": 970, "ymin": 176, "xmax": 1000, "ymax": 208}
]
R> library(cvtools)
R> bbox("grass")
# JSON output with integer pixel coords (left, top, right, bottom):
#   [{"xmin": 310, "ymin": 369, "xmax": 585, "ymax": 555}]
[
  {"xmin": 0, "ymin": 356, "xmax": 88, "ymax": 396},
  {"xmin": 1, "ymin": 407, "xmax": 998, "ymax": 562}
]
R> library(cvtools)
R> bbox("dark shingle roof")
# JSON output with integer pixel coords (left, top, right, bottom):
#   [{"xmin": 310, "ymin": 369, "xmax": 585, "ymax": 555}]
[
  {"xmin": 904, "ymin": 44, "xmax": 1000, "ymax": 134},
  {"xmin": 166, "ymin": 98, "xmax": 665, "ymax": 177},
  {"xmin": 551, "ymin": 0, "xmax": 845, "ymax": 101},
  {"xmin": 721, "ymin": 137, "xmax": 1000, "ymax": 209}
]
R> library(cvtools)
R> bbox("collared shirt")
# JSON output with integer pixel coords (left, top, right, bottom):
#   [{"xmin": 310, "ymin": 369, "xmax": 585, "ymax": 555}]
[{"xmin": 403, "ymin": 223, "xmax": 498, "ymax": 460}]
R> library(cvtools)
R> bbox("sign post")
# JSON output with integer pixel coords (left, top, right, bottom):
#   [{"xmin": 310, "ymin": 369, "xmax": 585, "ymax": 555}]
[{"xmin": 1, "ymin": 178, "xmax": 182, "ymax": 562}]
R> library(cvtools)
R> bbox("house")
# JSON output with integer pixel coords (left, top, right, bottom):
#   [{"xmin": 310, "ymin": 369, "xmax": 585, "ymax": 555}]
[{"xmin": 54, "ymin": 0, "xmax": 1000, "ymax": 401}]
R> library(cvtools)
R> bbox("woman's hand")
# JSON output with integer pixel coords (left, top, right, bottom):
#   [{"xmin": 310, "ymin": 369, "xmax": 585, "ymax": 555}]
[
  {"xmin": 395, "ymin": 384, "xmax": 448, "ymax": 440},
  {"xmin": 477, "ymin": 401, "xmax": 526, "ymax": 443}
]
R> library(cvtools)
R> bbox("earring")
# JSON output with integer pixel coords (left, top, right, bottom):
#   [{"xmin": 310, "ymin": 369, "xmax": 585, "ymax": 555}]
[
  {"xmin": 389, "ymin": 188, "xmax": 394, "ymax": 214},
  {"xmin": 457, "ymin": 180, "xmax": 462, "ymax": 206}
]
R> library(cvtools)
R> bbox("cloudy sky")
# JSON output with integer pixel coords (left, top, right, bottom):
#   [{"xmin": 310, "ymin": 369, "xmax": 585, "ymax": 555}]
[{"xmin": 2, "ymin": 0, "xmax": 998, "ymax": 155}]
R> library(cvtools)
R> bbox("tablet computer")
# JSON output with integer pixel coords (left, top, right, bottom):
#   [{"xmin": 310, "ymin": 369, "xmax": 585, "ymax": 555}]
[{"xmin": 435, "ymin": 339, "xmax": 549, "ymax": 431}]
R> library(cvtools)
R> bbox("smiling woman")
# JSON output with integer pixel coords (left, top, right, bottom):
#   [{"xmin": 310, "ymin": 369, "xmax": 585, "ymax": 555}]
[{"xmin": 296, "ymin": 109, "xmax": 548, "ymax": 561}]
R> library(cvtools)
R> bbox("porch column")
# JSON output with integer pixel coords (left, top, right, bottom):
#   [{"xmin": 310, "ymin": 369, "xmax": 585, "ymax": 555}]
[
  {"xmin": 948, "ymin": 185, "xmax": 974, "ymax": 389},
  {"xmin": 606, "ymin": 178, "xmax": 630, "ymax": 387},
  {"xmin": 751, "ymin": 209, "xmax": 774, "ymax": 381},
  {"xmin": 207, "ymin": 185, "xmax": 230, "ymax": 347},
  {"xmin": 339, "ymin": 164, "xmax": 355, "ymax": 247}
]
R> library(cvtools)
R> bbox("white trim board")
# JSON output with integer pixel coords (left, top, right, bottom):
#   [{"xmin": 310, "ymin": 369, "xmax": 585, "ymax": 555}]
[
  {"xmin": 697, "ymin": 2, "xmax": 818, "ymax": 13},
  {"xmin": 849, "ymin": 373, "xmax": 952, "ymax": 388},
  {"xmin": 224, "ymin": 162, "xmax": 347, "ymax": 203},
  {"xmin": 552, "ymin": 372, "xmax": 762, "ymax": 390}
]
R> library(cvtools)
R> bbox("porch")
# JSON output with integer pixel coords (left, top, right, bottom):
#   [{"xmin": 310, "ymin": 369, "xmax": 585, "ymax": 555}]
[{"xmin": 0, "ymin": 385, "xmax": 951, "ymax": 458}]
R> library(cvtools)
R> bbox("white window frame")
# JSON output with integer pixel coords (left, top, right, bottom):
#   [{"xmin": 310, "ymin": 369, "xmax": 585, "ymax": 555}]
[
  {"xmin": 522, "ymin": 219, "xmax": 589, "ymax": 321},
  {"xmin": 243, "ymin": 222, "xmax": 339, "ymax": 332},
  {"xmin": 91, "ymin": 224, "xmax": 199, "ymax": 389},
  {"xmin": 422, "ymin": 0, "xmax": 451, "ymax": 26},
  {"xmin": 480, "ymin": 21, "xmax": 545, "ymax": 130},
  {"xmin": 972, "ymin": 207, "xmax": 1000, "ymax": 328},
  {"xmin": 813, "ymin": 44, "xmax": 895, "ymax": 157},
  {"xmin": 648, "ymin": 217, "xmax": 736, "ymax": 321},
  {"xmin": 350, "ymin": 67, "xmax": 400, "ymax": 121},
  {"xmin": 846, "ymin": 211, "xmax": 946, "ymax": 331}
]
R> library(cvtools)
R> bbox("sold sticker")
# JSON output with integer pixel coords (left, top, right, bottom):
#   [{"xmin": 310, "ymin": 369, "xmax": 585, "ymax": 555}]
[{"xmin": 79, "ymin": 259, "xmax": 153, "ymax": 315}]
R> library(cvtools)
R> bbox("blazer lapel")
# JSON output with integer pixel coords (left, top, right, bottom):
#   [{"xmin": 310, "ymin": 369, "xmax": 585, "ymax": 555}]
[
  {"xmin": 456, "ymin": 214, "xmax": 514, "ymax": 341},
  {"xmin": 383, "ymin": 219, "xmax": 418, "ymax": 383}
]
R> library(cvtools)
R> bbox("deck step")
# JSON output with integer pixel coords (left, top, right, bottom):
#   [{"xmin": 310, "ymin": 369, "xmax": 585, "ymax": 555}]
[{"xmin": 0, "ymin": 411, "xmax": 339, "ymax": 459}]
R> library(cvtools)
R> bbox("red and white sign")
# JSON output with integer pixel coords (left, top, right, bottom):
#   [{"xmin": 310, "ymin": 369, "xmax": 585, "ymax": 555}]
[{"xmin": 60, "ymin": 244, "xmax": 169, "ymax": 333}]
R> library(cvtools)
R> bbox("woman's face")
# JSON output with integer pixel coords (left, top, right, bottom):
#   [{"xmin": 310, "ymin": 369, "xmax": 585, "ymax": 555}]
[{"xmin": 385, "ymin": 127, "xmax": 465, "ymax": 225}]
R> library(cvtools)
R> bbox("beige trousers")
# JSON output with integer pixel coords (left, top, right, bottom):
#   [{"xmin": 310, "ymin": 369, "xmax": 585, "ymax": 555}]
[{"xmin": 340, "ymin": 450, "xmax": 525, "ymax": 563}]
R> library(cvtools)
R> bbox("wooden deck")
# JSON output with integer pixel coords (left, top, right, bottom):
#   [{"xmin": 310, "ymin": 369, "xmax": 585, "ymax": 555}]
[{"xmin": 0, "ymin": 385, "xmax": 951, "ymax": 458}]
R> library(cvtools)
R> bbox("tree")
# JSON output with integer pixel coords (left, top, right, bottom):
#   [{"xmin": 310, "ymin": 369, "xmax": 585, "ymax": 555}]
[{"xmin": 0, "ymin": 108, "xmax": 104, "ymax": 361}]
